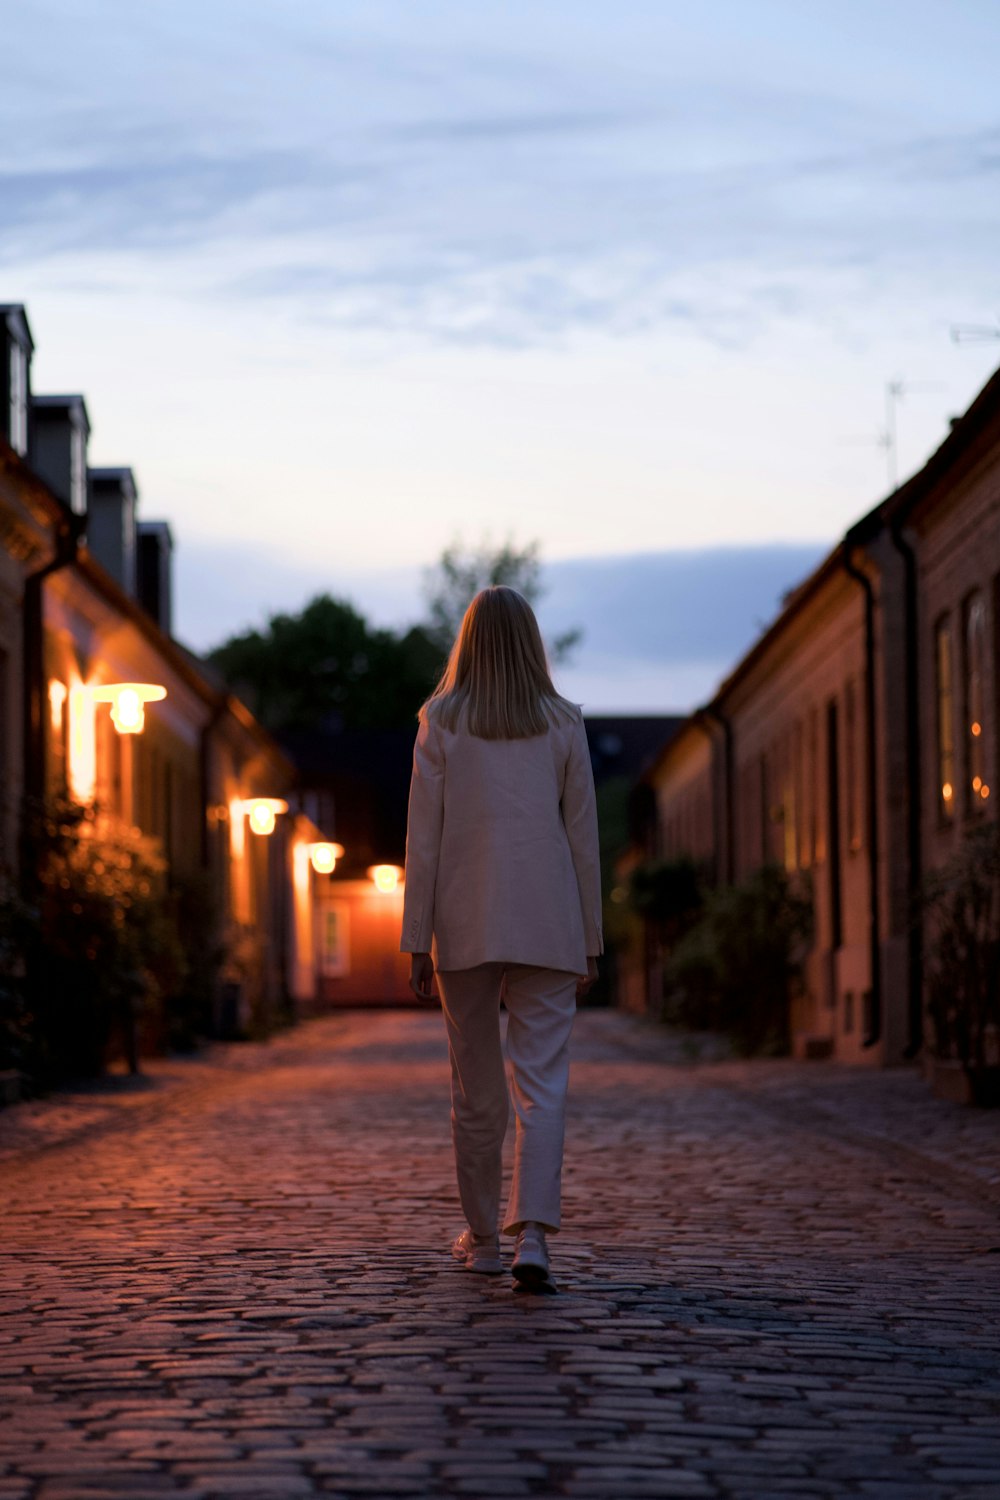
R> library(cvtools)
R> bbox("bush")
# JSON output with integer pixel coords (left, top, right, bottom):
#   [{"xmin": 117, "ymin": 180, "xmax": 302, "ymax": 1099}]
[
  {"xmin": 663, "ymin": 865, "xmax": 813, "ymax": 1055},
  {"xmin": 0, "ymin": 877, "xmax": 41, "ymax": 1081},
  {"xmin": 923, "ymin": 822, "xmax": 1000, "ymax": 1087},
  {"xmin": 27, "ymin": 799, "xmax": 186, "ymax": 1081},
  {"xmin": 628, "ymin": 856, "xmax": 706, "ymax": 943}
]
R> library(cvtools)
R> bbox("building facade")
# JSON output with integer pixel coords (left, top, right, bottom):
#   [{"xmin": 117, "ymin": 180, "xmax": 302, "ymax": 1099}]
[
  {"xmin": 0, "ymin": 303, "xmax": 333, "ymax": 1080},
  {"xmin": 627, "ymin": 364, "xmax": 1000, "ymax": 1067}
]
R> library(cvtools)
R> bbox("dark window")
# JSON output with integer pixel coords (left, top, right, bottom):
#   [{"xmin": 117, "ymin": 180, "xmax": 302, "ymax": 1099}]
[
  {"xmin": 963, "ymin": 592, "xmax": 988, "ymax": 814},
  {"xmin": 934, "ymin": 617, "xmax": 955, "ymax": 822}
]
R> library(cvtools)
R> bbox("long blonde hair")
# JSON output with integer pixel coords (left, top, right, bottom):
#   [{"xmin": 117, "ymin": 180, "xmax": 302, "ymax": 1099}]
[{"xmin": 422, "ymin": 586, "xmax": 580, "ymax": 739}]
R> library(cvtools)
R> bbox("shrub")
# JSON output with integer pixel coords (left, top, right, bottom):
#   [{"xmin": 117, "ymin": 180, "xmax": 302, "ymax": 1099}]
[
  {"xmin": 664, "ymin": 864, "xmax": 813, "ymax": 1055},
  {"xmin": 923, "ymin": 822, "xmax": 1000, "ymax": 1091},
  {"xmin": 0, "ymin": 876, "xmax": 40, "ymax": 1082},
  {"xmin": 27, "ymin": 799, "xmax": 185, "ymax": 1080}
]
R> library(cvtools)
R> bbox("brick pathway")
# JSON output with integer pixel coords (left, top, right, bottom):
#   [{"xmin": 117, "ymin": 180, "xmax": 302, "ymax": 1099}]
[{"xmin": 2, "ymin": 1008, "xmax": 999, "ymax": 1500}]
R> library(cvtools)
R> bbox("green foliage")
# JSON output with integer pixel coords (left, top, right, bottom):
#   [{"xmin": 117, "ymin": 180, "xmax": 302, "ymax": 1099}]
[
  {"xmin": 628, "ymin": 856, "xmax": 706, "ymax": 942},
  {"xmin": 663, "ymin": 865, "xmax": 814, "ymax": 1056},
  {"xmin": 207, "ymin": 594, "xmax": 442, "ymax": 733},
  {"xmin": 923, "ymin": 823, "xmax": 1000, "ymax": 1079},
  {"xmin": 422, "ymin": 535, "xmax": 581, "ymax": 662},
  {"xmin": 27, "ymin": 800, "xmax": 186, "ymax": 1080},
  {"xmin": 0, "ymin": 877, "xmax": 40, "ymax": 1079}
]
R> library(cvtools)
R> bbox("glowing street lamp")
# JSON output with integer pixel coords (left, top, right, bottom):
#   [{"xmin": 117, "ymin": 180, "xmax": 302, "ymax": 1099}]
[
  {"xmin": 308, "ymin": 841, "xmax": 344, "ymax": 874},
  {"xmin": 243, "ymin": 797, "xmax": 289, "ymax": 836},
  {"xmin": 91, "ymin": 682, "xmax": 167, "ymax": 734},
  {"xmin": 368, "ymin": 863, "xmax": 403, "ymax": 894}
]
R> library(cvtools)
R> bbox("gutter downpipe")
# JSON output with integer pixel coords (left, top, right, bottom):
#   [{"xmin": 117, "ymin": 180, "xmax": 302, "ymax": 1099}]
[
  {"xmin": 702, "ymin": 703, "xmax": 735, "ymax": 885},
  {"xmin": 199, "ymin": 696, "xmax": 229, "ymax": 871},
  {"xmin": 888, "ymin": 516, "xmax": 924, "ymax": 1059},
  {"xmin": 21, "ymin": 511, "xmax": 82, "ymax": 830},
  {"xmin": 842, "ymin": 544, "xmax": 882, "ymax": 1049}
]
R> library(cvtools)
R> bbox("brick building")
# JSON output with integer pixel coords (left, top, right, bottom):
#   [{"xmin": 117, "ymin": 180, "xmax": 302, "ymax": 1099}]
[
  {"xmin": 0, "ymin": 304, "xmax": 332, "ymax": 1076},
  {"xmin": 627, "ymin": 363, "xmax": 1000, "ymax": 1067}
]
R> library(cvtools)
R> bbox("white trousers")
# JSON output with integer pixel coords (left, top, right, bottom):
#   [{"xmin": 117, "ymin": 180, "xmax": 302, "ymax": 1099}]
[{"xmin": 436, "ymin": 962, "xmax": 577, "ymax": 1238}]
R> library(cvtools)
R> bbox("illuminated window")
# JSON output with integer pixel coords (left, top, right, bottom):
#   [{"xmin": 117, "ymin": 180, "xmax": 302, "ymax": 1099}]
[
  {"xmin": 935, "ymin": 617, "xmax": 955, "ymax": 821},
  {"xmin": 963, "ymin": 593, "xmax": 987, "ymax": 814}
]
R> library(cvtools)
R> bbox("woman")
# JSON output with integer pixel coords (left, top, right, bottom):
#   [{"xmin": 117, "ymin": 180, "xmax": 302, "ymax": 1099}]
[{"xmin": 400, "ymin": 585, "xmax": 602, "ymax": 1290}]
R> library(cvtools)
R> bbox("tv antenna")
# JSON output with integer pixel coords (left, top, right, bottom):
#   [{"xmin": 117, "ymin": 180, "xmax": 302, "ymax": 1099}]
[
  {"xmin": 882, "ymin": 377, "xmax": 944, "ymax": 492},
  {"xmin": 950, "ymin": 316, "xmax": 1000, "ymax": 345}
]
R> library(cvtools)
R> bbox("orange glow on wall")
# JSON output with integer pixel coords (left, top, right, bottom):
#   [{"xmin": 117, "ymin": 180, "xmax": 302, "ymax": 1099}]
[
  {"xmin": 244, "ymin": 797, "xmax": 289, "ymax": 836},
  {"xmin": 67, "ymin": 681, "xmax": 96, "ymax": 802},
  {"xmin": 91, "ymin": 682, "xmax": 167, "ymax": 734},
  {"xmin": 368, "ymin": 863, "xmax": 403, "ymax": 894},
  {"xmin": 308, "ymin": 841, "xmax": 344, "ymax": 875},
  {"xmin": 48, "ymin": 680, "xmax": 67, "ymax": 732}
]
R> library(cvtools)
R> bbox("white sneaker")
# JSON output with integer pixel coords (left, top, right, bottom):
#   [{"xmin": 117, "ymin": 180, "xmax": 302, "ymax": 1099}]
[
  {"xmin": 512, "ymin": 1225, "xmax": 551, "ymax": 1288},
  {"xmin": 451, "ymin": 1228, "xmax": 504, "ymax": 1275}
]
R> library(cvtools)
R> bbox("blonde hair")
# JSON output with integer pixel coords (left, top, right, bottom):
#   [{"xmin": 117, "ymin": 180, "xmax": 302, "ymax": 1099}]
[{"xmin": 422, "ymin": 586, "xmax": 580, "ymax": 739}]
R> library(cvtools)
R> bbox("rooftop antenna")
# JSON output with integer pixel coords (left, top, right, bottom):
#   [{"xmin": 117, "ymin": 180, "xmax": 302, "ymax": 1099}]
[
  {"xmin": 883, "ymin": 377, "xmax": 944, "ymax": 492},
  {"xmin": 950, "ymin": 316, "xmax": 1000, "ymax": 345}
]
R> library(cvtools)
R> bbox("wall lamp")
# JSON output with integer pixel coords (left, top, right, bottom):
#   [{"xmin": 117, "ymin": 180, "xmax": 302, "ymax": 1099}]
[
  {"xmin": 91, "ymin": 682, "xmax": 167, "ymax": 734},
  {"xmin": 368, "ymin": 863, "xmax": 403, "ymax": 894},
  {"xmin": 308, "ymin": 841, "xmax": 345, "ymax": 874},
  {"xmin": 242, "ymin": 797, "xmax": 289, "ymax": 836}
]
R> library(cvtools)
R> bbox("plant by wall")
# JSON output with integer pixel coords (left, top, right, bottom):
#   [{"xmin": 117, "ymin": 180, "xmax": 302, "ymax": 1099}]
[
  {"xmin": 27, "ymin": 799, "xmax": 185, "ymax": 1081},
  {"xmin": 0, "ymin": 875, "xmax": 40, "ymax": 1082},
  {"xmin": 663, "ymin": 864, "xmax": 814, "ymax": 1055},
  {"xmin": 923, "ymin": 822, "xmax": 1000, "ymax": 1101}
]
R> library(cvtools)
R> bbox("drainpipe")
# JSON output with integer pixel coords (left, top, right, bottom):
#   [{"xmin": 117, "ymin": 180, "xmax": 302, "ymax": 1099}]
[
  {"xmin": 198, "ymin": 698, "xmax": 229, "ymax": 871},
  {"xmin": 887, "ymin": 518, "xmax": 924, "ymax": 1058},
  {"xmin": 702, "ymin": 703, "xmax": 735, "ymax": 885},
  {"xmin": 842, "ymin": 545, "xmax": 882, "ymax": 1048},
  {"xmin": 21, "ymin": 511, "xmax": 82, "ymax": 814}
]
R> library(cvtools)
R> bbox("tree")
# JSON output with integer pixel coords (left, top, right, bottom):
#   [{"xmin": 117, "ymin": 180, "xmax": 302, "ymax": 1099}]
[
  {"xmin": 422, "ymin": 536, "xmax": 581, "ymax": 662},
  {"xmin": 206, "ymin": 595, "xmax": 442, "ymax": 733}
]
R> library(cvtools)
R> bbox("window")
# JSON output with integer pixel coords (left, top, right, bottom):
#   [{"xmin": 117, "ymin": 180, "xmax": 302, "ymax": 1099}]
[
  {"xmin": 963, "ymin": 592, "xmax": 989, "ymax": 813},
  {"xmin": 8, "ymin": 339, "xmax": 28, "ymax": 455},
  {"xmin": 783, "ymin": 732, "xmax": 797, "ymax": 873},
  {"xmin": 935, "ymin": 617, "xmax": 955, "ymax": 821},
  {"xmin": 845, "ymin": 678, "xmax": 862, "ymax": 851},
  {"xmin": 810, "ymin": 707, "xmax": 824, "ymax": 861}
]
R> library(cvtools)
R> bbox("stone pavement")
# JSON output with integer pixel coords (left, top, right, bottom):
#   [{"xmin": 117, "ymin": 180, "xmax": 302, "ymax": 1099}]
[{"xmin": 1, "ymin": 1007, "xmax": 999, "ymax": 1500}]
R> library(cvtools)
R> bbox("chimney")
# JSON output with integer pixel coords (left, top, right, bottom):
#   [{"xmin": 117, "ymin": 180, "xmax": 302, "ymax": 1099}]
[
  {"xmin": 137, "ymin": 520, "xmax": 174, "ymax": 635},
  {"xmin": 87, "ymin": 467, "xmax": 138, "ymax": 596},
  {"xmin": 30, "ymin": 395, "xmax": 91, "ymax": 514},
  {"xmin": 0, "ymin": 303, "xmax": 34, "ymax": 458}
]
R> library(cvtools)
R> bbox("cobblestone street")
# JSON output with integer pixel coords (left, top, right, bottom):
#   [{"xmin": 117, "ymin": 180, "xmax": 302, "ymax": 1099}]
[{"xmin": 2, "ymin": 1008, "xmax": 1000, "ymax": 1500}]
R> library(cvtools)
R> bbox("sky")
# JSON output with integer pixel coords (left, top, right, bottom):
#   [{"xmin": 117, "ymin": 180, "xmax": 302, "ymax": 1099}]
[{"xmin": 4, "ymin": 0, "xmax": 1000, "ymax": 710}]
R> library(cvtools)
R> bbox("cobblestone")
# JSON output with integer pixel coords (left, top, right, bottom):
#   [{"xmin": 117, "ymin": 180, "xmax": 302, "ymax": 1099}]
[{"xmin": 1, "ymin": 1008, "xmax": 999, "ymax": 1498}]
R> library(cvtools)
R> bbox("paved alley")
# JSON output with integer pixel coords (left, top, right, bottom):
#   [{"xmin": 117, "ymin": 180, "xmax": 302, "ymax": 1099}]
[{"xmin": 2, "ymin": 1008, "xmax": 999, "ymax": 1500}]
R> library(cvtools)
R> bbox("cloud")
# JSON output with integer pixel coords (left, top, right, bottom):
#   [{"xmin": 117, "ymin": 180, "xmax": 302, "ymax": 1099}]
[
  {"xmin": 3, "ymin": 6, "xmax": 998, "ymax": 349},
  {"xmin": 175, "ymin": 536, "xmax": 827, "ymax": 714}
]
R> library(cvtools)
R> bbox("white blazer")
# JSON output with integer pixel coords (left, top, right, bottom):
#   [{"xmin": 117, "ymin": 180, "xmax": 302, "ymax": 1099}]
[{"xmin": 400, "ymin": 704, "xmax": 603, "ymax": 975}]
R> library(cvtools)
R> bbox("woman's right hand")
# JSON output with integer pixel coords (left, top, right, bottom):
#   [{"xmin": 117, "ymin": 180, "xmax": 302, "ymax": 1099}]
[
  {"xmin": 409, "ymin": 952, "xmax": 438, "ymax": 1005},
  {"xmin": 576, "ymin": 957, "xmax": 599, "ymax": 999}
]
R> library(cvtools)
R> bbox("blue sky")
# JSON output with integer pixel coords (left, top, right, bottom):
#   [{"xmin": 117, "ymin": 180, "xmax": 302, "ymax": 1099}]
[{"xmin": 5, "ymin": 1, "xmax": 1000, "ymax": 708}]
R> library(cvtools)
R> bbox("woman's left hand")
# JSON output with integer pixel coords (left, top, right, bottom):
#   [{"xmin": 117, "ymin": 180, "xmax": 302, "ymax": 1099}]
[
  {"xmin": 409, "ymin": 952, "xmax": 438, "ymax": 1005},
  {"xmin": 576, "ymin": 956, "xmax": 599, "ymax": 999}
]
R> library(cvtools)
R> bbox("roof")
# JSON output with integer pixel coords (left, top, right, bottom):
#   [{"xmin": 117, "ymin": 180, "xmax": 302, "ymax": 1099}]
[
  {"xmin": 31, "ymin": 393, "xmax": 91, "ymax": 437},
  {"xmin": 873, "ymin": 361, "xmax": 1000, "ymax": 533},
  {"xmin": 0, "ymin": 304, "xmax": 33, "ymax": 353},
  {"xmin": 88, "ymin": 466, "xmax": 138, "ymax": 498},
  {"xmin": 582, "ymin": 715, "xmax": 685, "ymax": 786}
]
